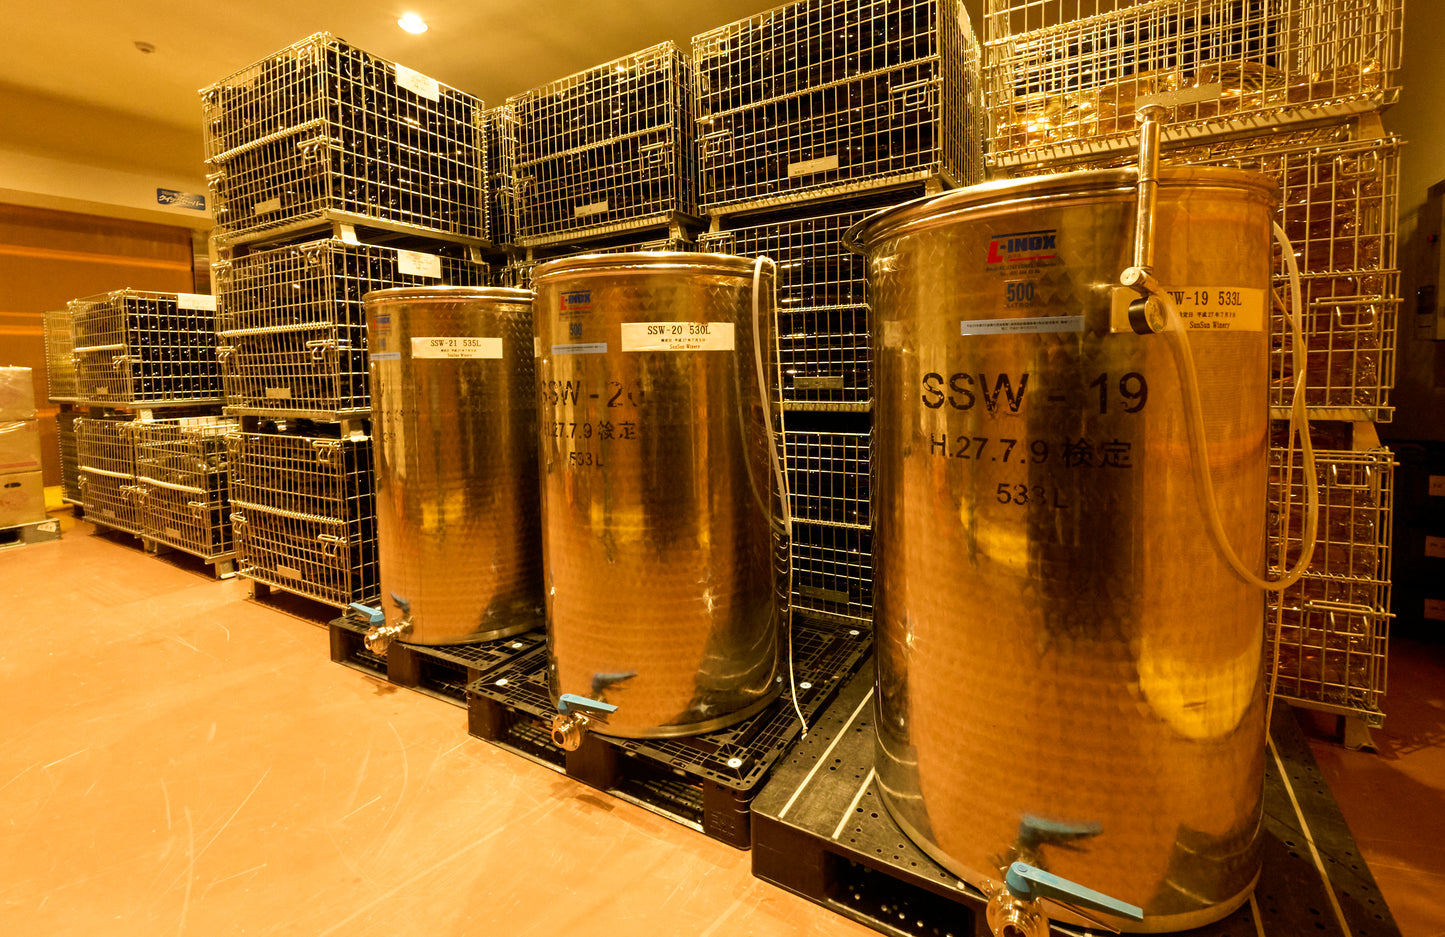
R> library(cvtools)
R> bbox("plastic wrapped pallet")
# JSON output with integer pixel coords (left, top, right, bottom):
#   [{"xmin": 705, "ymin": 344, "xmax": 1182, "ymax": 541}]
[
  {"xmin": 0, "ymin": 471, "xmax": 44, "ymax": 527},
  {"xmin": 0, "ymin": 420, "xmax": 42, "ymax": 474},
  {"xmin": 0, "ymin": 367, "xmax": 36, "ymax": 420}
]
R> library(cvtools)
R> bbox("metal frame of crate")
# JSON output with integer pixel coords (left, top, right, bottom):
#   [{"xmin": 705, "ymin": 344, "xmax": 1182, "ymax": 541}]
[
  {"xmin": 497, "ymin": 236, "xmax": 694, "ymax": 290},
  {"xmin": 57, "ymin": 408, "xmax": 81, "ymax": 505},
  {"xmin": 784, "ymin": 428, "xmax": 871, "ymax": 528},
  {"xmin": 69, "ymin": 291, "xmax": 222, "ymax": 409},
  {"xmin": 215, "ymin": 238, "xmax": 489, "ymax": 419},
  {"xmin": 226, "ymin": 428, "xmax": 378, "ymax": 607},
  {"xmin": 486, "ymin": 104, "xmax": 519, "ymax": 247},
  {"xmin": 201, "ymin": 32, "xmax": 488, "ymax": 247},
  {"xmin": 42, "ymin": 309, "xmax": 78, "ymax": 402},
  {"xmin": 510, "ymin": 42, "xmax": 697, "ymax": 246},
  {"xmin": 983, "ymin": 0, "xmax": 1405, "ymax": 168},
  {"xmin": 134, "ymin": 417, "xmax": 238, "ymax": 564},
  {"xmin": 700, "ymin": 197, "xmax": 904, "ymax": 410},
  {"xmin": 75, "ymin": 415, "xmax": 140, "ymax": 533},
  {"xmin": 791, "ymin": 519, "xmax": 874, "ymax": 625},
  {"xmin": 692, "ymin": 0, "xmax": 984, "ymax": 215},
  {"xmin": 1268, "ymin": 433, "xmax": 1394, "ymax": 734}
]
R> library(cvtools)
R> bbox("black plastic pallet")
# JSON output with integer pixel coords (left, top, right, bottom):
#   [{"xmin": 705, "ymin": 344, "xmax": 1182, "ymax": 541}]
[
  {"xmin": 751, "ymin": 668, "xmax": 1402, "ymax": 937},
  {"xmin": 329, "ymin": 615, "xmax": 546, "ymax": 705},
  {"xmin": 467, "ymin": 618, "xmax": 872, "ymax": 848}
]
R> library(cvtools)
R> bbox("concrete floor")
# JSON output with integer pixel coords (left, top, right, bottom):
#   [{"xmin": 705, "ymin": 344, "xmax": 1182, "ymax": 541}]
[{"xmin": 3, "ymin": 506, "xmax": 1443, "ymax": 937}]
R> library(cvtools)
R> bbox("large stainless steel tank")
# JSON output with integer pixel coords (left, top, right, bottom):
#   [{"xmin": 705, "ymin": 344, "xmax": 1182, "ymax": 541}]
[
  {"xmin": 364, "ymin": 286, "xmax": 542, "ymax": 645},
  {"xmin": 532, "ymin": 253, "xmax": 780, "ymax": 739},
  {"xmin": 848, "ymin": 168, "xmax": 1277, "ymax": 932}
]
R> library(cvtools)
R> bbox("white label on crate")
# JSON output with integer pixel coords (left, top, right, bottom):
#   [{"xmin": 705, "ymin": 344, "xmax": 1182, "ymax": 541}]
[
  {"xmin": 396, "ymin": 249, "xmax": 442, "ymax": 279},
  {"xmin": 788, "ymin": 155, "xmax": 840, "ymax": 177},
  {"xmin": 1430, "ymin": 474, "xmax": 1445, "ymax": 497},
  {"xmin": 1111, "ymin": 286, "xmax": 1265, "ymax": 332},
  {"xmin": 575, "ymin": 200, "xmax": 609, "ymax": 218},
  {"xmin": 411, "ymin": 336, "xmax": 503, "ymax": 359},
  {"xmin": 277, "ymin": 565, "xmax": 302, "ymax": 580},
  {"xmin": 1137, "ymin": 83, "xmax": 1222, "ymax": 108},
  {"xmin": 794, "ymin": 376, "xmax": 846, "ymax": 391},
  {"xmin": 265, "ymin": 387, "xmax": 293, "ymax": 399},
  {"xmin": 102, "ymin": 508, "xmax": 115, "ymax": 518},
  {"xmin": 1427, "ymin": 535, "xmax": 1445, "ymax": 559},
  {"xmin": 620, "ymin": 322, "xmax": 735, "ymax": 352},
  {"xmin": 166, "ymin": 527, "xmax": 180, "ymax": 537},
  {"xmin": 253, "ymin": 197, "xmax": 282, "ymax": 216},
  {"xmin": 177, "ymin": 293, "xmax": 217, "ymax": 312},
  {"xmin": 395, "ymin": 64, "xmax": 441, "ymax": 102},
  {"xmin": 962, "ymin": 315, "xmax": 1083, "ymax": 336},
  {"xmin": 1426, "ymin": 598, "xmax": 1445, "ymax": 621},
  {"xmin": 552, "ymin": 343, "xmax": 608, "ymax": 355}
]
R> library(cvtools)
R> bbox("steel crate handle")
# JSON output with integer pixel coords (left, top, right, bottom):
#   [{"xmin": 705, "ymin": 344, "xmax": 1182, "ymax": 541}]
[
  {"xmin": 215, "ymin": 345, "xmax": 235, "ymax": 362},
  {"xmin": 110, "ymin": 354, "xmax": 132, "ymax": 371},
  {"xmin": 317, "ymin": 533, "xmax": 346, "ymax": 557},
  {"xmin": 229, "ymin": 512, "xmax": 247, "ymax": 527},
  {"xmin": 1302, "ymin": 598, "xmax": 1381, "ymax": 616},
  {"xmin": 188, "ymin": 501, "xmax": 207, "ymax": 519},
  {"xmin": 305, "ymin": 338, "xmax": 337, "ymax": 360},
  {"xmin": 311, "ymin": 440, "xmax": 339, "ymax": 465},
  {"xmin": 1328, "ymin": 461, "xmax": 1376, "ymax": 492},
  {"xmin": 1332, "ymin": 303, "xmax": 1379, "ymax": 332}
]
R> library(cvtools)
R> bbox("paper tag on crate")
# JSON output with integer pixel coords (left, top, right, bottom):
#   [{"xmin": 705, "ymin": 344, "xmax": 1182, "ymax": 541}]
[
  {"xmin": 1430, "ymin": 475, "xmax": 1445, "ymax": 497},
  {"xmin": 620, "ymin": 322, "xmax": 735, "ymax": 352},
  {"xmin": 1137, "ymin": 83, "xmax": 1222, "ymax": 108},
  {"xmin": 177, "ymin": 293, "xmax": 217, "ymax": 312},
  {"xmin": 253, "ymin": 197, "xmax": 282, "ymax": 216},
  {"xmin": 1427, "ymin": 535, "xmax": 1445, "ymax": 559},
  {"xmin": 411, "ymin": 336, "xmax": 503, "ymax": 359},
  {"xmin": 396, "ymin": 249, "xmax": 442, "ymax": 279},
  {"xmin": 575, "ymin": 200, "xmax": 609, "ymax": 219},
  {"xmin": 394, "ymin": 64, "xmax": 440, "ymax": 102},
  {"xmin": 265, "ymin": 387, "xmax": 293, "ymax": 399},
  {"xmin": 277, "ymin": 565, "xmax": 301, "ymax": 580},
  {"xmin": 788, "ymin": 155, "xmax": 840, "ymax": 177}
]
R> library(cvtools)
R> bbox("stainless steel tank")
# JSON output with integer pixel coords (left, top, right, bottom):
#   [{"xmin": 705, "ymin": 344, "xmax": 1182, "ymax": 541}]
[
  {"xmin": 847, "ymin": 167, "xmax": 1278, "ymax": 933},
  {"xmin": 364, "ymin": 286, "xmax": 542, "ymax": 647},
  {"xmin": 532, "ymin": 252, "xmax": 780, "ymax": 739}
]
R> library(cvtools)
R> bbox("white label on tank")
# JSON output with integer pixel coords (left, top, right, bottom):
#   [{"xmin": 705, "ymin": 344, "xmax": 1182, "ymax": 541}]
[
  {"xmin": 394, "ymin": 64, "xmax": 441, "ymax": 102},
  {"xmin": 396, "ymin": 249, "xmax": 442, "ymax": 278},
  {"xmin": 533, "ymin": 336, "xmax": 541, "ymax": 358},
  {"xmin": 788, "ymin": 155, "xmax": 840, "ymax": 177},
  {"xmin": 411, "ymin": 336, "xmax": 503, "ymax": 359},
  {"xmin": 177, "ymin": 293, "xmax": 217, "ymax": 311},
  {"xmin": 276, "ymin": 565, "xmax": 301, "ymax": 580},
  {"xmin": 264, "ymin": 387, "xmax": 293, "ymax": 399},
  {"xmin": 1137, "ymin": 83, "xmax": 1222, "ymax": 108},
  {"xmin": 253, "ymin": 197, "xmax": 282, "ymax": 215},
  {"xmin": 1427, "ymin": 535, "xmax": 1445, "ymax": 559},
  {"xmin": 961, "ymin": 315, "xmax": 1083, "ymax": 336},
  {"xmin": 620, "ymin": 322, "xmax": 735, "ymax": 352},
  {"xmin": 1110, "ymin": 287, "xmax": 1266, "ymax": 332},
  {"xmin": 1430, "ymin": 474, "xmax": 1445, "ymax": 497},
  {"xmin": 880, "ymin": 319, "xmax": 904, "ymax": 348},
  {"xmin": 575, "ymin": 200, "xmax": 609, "ymax": 218},
  {"xmin": 552, "ymin": 343, "xmax": 608, "ymax": 355}
]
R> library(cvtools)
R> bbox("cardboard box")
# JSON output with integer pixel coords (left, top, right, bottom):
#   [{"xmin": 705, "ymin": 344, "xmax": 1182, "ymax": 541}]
[
  {"xmin": 0, "ymin": 420, "xmax": 42, "ymax": 473},
  {"xmin": 0, "ymin": 471, "xmax": 45, "ymax": 528},
  {"xmin": 0, "ymin": 367, "xmax": 36, "ymax": 420}
]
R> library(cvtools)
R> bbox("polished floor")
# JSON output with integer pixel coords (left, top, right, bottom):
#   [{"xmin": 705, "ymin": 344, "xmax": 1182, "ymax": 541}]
[{"xmin": 3, "ymin": 505, "xmax": 1443, "ymax": 937}]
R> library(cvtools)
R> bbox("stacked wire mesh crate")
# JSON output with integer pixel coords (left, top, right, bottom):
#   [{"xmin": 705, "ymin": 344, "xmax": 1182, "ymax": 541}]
[
  {"xmin": 201, "ymin": 34, "xmax": 493, "ymax": 607},
  {"xmin": 984, "ymin": 0, "xmax": 1404, "ymax": 742},
  {"xmin": 497, "ymin": 41, "xmax": 701, "ymax": 286},
  {"xmin": 692, "ymin": 0, "xmax": 986, "ymax": 627},
  {"xmin": 42, "ymin": 310, "xmax": 82, "ymax": 507}
]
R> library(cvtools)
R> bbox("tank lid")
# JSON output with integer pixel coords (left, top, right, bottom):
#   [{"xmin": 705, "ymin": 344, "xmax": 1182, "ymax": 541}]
[
  {"xmin": 532, "ymin": 251, "xmax": 762, "ymax": 282},
  {"xmin": 843, "ymin": 166, "xmax": 1278, "ymax": 254},
  {"xmin": 362, "ymin": 286, "xmax": 533, "ymax": 304}
]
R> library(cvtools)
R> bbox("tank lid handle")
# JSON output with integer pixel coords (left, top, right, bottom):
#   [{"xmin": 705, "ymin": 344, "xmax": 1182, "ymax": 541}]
[{"xmin": 1005, "ymin": 862, "xmax": 1144, "ymax": 922}]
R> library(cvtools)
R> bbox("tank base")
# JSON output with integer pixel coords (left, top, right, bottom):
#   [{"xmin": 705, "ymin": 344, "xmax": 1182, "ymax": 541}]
[
  {"xmin": 588, "ymin": 685, "xmax": 784, "ymax": 741},
  {"xmin": 401, "ymin": 617, "xmax": 539, "ymax": 647}
]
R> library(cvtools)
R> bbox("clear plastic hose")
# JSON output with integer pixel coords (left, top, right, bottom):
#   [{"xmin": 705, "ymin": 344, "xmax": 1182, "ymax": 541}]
[{"xmin": 752, "ymin": 255, "xmax": 807, "ymax": 736}]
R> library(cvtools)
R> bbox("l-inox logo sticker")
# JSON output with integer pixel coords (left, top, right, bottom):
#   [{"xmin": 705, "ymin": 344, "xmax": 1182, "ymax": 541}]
[
  {"xmin": 986, "ymin": 230, "xmax": 1059, "ymax": 264},
  {"xmin": 560, "ymin": 290, "xmax": 592, "ymax": 316}
]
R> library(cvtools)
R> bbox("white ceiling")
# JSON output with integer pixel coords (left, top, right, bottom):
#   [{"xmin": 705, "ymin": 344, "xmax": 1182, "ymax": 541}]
[{"xmin": 0, "ymin": 0, "xmax": 818, "ymax": 177}]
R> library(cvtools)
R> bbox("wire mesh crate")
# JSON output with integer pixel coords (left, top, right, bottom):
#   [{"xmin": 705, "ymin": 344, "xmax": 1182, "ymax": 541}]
[
  {"xmin": 693, "ymin": 0, "xmax": 984, "ymax": 214},
  {"xmin": 76, "ymin": 415, "xmax": 140, "ymax": 533},
  {"xmin": 57, "ymin": 409, "xmax": 81, "ymax": 505},
  {"xmin": 69, "ymin": 291, "xmax": 222, "ymax": 408},
  {"xmin": 791, "ymin": 519, "xmax": 873, "ymax": 624},
  {"xmin": 201, "ymin": 33, "xmax": 487, "ymax": 245},
  {"xmin": 486, "ymin": 104, "xmax": 519, "ymax": 247},
  {"xmin": 134, "ymin": 417, "xmax": 238, "ymax": 561},
  {"xmin": 1267, "ymin": 423, "xmax": 1393, "ymax": 725},
  {"xmin": 226, "ymin": 428, "xmax": 378, "ymax": 606},
  {"xmin": 77, "ymin": 471, "xmax": 142, "ymax": 535},
  {"xmin": 215, "ymin": 238, "xmax": 489, "ymax": 417},
  {"xmin": 497, "ymin": 236, "xmax": 694, "ymax": 290},
  {"xmin": 510, "ymin": 42, "xmax": 696, "ymax": 245},
  {"xmin": 784, "ymin": 428, "xmax": 870, "ymax": 526},
  {"xmin": 43, "ymin": 310, "xmax": 78, "ymax": 402},
  {"xmin": 983, "ymin": 0, "xmax": 1405, "ymax": 167}
]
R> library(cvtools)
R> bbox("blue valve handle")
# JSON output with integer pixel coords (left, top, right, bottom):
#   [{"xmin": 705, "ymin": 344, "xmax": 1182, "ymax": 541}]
[
  {"xmin": 591, "ymin": 671, "xmax": 637, "ymax": 695},
  {"xmin": 1005, "ymin": 862, "xmax": 1143, "ymax": 922},
  {"xmin": 348, "ymin": 602, "xmax": 383, "ymax": 625},
  {"xmin": 389, "ymin": 592, "xmax": 412, "ymax": 616},
  {"xmin": 558, "ymin": 693, "xmax": 619, "ymax": 716}
]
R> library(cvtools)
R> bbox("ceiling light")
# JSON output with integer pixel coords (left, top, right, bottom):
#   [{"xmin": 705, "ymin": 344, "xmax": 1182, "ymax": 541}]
[{"xmin": 397, "ymin": 12, "xmax": 428, "ymax": 34}]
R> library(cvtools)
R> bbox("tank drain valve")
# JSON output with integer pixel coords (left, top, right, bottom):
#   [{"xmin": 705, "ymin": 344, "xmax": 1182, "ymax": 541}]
[
  {"xmin": 348, "ymin": 602, "xmax": 383, "ymax": 626},
  {"xmin": 986, "ymin": 862, "xmax": 1142, "ymax": 937},
  {"xmin": 363, "ymin": 593, "xmax": 413, "ymax": 656},
  {"xmin": 551, "ymin": 694, "xmax": 619, "ymax": 751}
]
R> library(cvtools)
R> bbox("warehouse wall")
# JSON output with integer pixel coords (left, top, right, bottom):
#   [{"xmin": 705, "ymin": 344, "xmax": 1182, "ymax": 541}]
[
  {"xmin": 0, "ymin": 204, "xmax": 196, "ymax": 485},
  {"xmin": 1383, "ymin": 0, "xmax": 1445, "ymax": 442}
]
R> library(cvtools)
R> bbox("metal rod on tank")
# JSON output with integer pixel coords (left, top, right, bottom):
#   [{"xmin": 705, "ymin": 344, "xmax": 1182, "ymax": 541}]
[{"xmin": 1131, "ymin": 104, "xmax": 1167, "ymax": 277}]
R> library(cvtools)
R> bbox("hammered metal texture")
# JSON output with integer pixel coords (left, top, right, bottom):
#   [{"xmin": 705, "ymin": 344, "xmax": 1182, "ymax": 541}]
[
  {"xmin": 366, "ymin": 288, "xmax": 543, "ymax": 644},
  {"xmin": 857, "ymin": 169, "xmax": 1277, "ymax": 932},
  {"xmin": 533, "ymin": 253, "xmax": 780, "ymax": 738}
]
